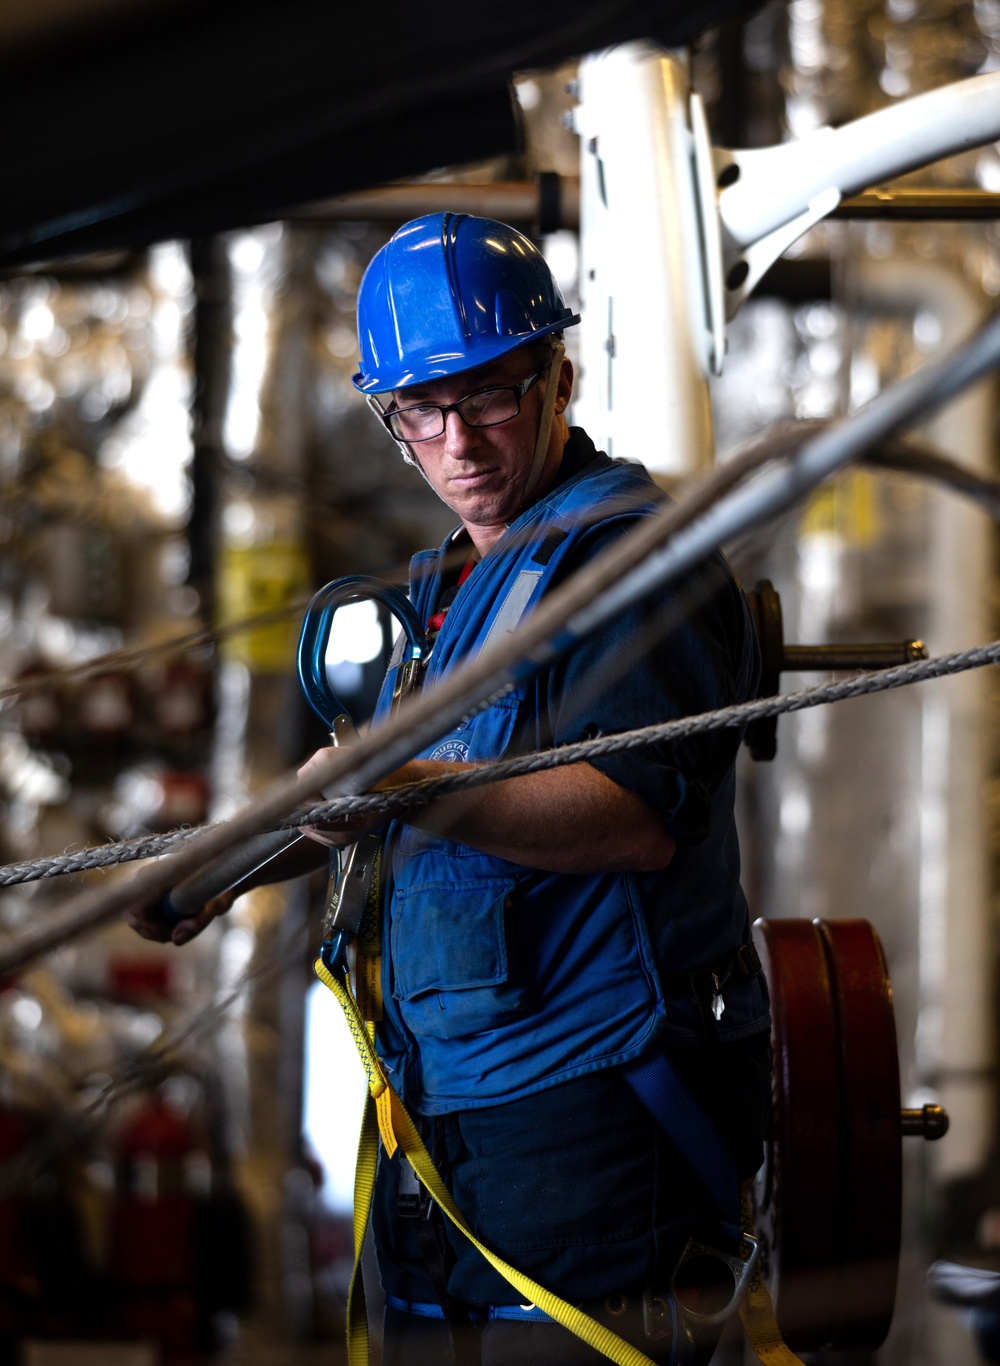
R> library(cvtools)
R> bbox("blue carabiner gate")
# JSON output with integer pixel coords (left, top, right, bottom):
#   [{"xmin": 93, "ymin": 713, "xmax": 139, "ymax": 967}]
[
  {"xmin": 296, "ymin": 576, "xmax": 428, "ymax": 973},
  {"xmin": 161, "ymin": 576, "xmax": 427, "ymax": 934},
  {"xmin": 297, "ymin": 574, "xmax": 427, "ymax": 734}
]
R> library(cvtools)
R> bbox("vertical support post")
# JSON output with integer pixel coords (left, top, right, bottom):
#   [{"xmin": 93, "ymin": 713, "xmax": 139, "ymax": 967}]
[
  {"xmin": 856, "ymin": 259, "xmax": 996, "ymax": 1182},
  {"xmin": 188, "ymin": 236, "xmax": 232, "ymax": 622},
  {"xmin": 574, "ymin": 44, "xmax": 715, "ymax": 478}
]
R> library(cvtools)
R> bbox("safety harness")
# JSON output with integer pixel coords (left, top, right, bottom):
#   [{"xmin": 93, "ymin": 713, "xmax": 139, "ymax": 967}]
[
  {"xmin": 297, "ymin": 555, "xmax": 804, "ymax": 1365},
  {"xmin": 312, "ymin": 842, "xmax": 805, "ymax": 1366}
]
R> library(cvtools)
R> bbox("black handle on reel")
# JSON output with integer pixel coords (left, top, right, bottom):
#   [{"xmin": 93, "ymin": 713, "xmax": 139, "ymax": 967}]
[{"xmin": 744, "ymin": 579, "xmax": 926, "ymax": 760}]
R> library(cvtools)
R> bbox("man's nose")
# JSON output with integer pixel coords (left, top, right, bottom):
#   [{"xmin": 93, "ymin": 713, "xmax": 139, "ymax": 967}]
[{"xmin": 442, "ymin": 408, "xmax": 478, "ymax": 456}]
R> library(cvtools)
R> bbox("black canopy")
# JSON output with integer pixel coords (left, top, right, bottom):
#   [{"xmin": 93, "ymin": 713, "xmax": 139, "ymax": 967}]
[{"xmin": 0, "ymin": 0, "xmax": 759, "ymax": 268}]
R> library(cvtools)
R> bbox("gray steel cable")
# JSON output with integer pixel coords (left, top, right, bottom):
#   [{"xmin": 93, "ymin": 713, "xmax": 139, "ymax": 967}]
[
  {"xmin": 3, "ymin": 633, "xmax": 997, "ymax": 1191},
  {"xmin": 1, "ymin": 630, "xmax": 998, "ymax": 888},
  {"xmin": 3, "ymin": 304, "xmax": 1000, "ymax": 976}
]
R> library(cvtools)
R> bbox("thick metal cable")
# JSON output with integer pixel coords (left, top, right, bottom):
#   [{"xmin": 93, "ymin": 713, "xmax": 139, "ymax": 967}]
[
  {"xmin": 5, "ymin": 632, "xmax": 996, "ymax": 1192},
  {"xmin": 0, "ymin": 426, "xmax": 997, "ymax": 886},
  {"xmin": 2, "ymin": 305, "xmax": 1000, "ymax": 976},
  {"xmin": 0, "ymin": 424, "xmax": 806, "ymax": 969},
  {"xmin": 1, "ymin": 630, "xmax": 998, "ymax": 889}
]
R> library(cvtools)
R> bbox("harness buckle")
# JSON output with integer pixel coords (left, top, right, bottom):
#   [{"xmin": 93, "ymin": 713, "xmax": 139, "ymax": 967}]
[
  {"xmin": 397, "ymin": 1156, "xmax": 432, "ymax": 1221},
  {"xmin": 321, "ymin": 831, "xmax": 382, "ymax": 941},
  {"xmin": 735, "ymin": 940, "xmax": 762, "ymax": 979},
  {"xmin": 397, "ymin": 1192, "xmax": 429, "ymax": 1219},
  {"xmin": 671, "ymin": 1231, "xmax": 760, "ymax": 1327},
  {"xmin": 392, "ymin": 656, "xmax": 424, "ymax": 711}
]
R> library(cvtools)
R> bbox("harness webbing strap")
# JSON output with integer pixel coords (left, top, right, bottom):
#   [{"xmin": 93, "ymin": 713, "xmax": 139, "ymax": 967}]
[
  {"xmin": 739, "ymin": 1277, "xmax": 807, "ymax": 1366},
  {"xmin": 347, "ymin": 1064, "xmax": 381, "ymax": 1361},
  {"xmin": 623, "ymin": 1052, "xmax": 740, "ymax": 1221},
  {"xmin": 313, "ymin": 953, "xmax": 660, "ymax": 1366},
  {"xmin": 739, "ymin": 1194, "xmax": 807, "ymax": 1366},
  {"xmin": 385, "ymin": 1293, "xmax": 553, "ymax": 1322}
]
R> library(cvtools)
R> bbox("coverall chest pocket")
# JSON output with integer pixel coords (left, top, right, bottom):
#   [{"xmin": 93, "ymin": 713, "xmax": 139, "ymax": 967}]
[
  {"xmin": 390, "ymin": 877, "xmax": 527, "ymax": 1039},
  {"xmin": 424, "ymin": 691, "xmax": 522, "ymax": 765}
]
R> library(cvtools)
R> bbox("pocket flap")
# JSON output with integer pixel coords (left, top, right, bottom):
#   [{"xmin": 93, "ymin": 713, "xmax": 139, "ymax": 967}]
[{"xmin": 392, "ymin": 877, "xmax": 517, "ymax": 999}]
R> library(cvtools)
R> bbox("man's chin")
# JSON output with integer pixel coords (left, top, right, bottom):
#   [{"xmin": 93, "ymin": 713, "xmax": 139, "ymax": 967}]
[{"xmin": 447, "ymin": 490, "xmax": 517, "ymax": 528}]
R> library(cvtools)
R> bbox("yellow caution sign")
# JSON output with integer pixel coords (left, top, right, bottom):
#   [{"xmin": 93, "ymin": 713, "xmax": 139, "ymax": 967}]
[
  {"xmin": 799, "ymin": 470, "xmax": 879, "ymax": 546},
  {"xmin": 218, "ymin": 541, "xmax": 310, "ymax": 671}
]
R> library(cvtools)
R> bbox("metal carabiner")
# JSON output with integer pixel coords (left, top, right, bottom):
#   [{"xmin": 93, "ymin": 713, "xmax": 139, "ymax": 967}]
[
  {"xmin": 160, "ymin": 577, "xmax": 427, "ymax": 937},
  {"xmin": 296, "ymin": 576, "xmax": 428, "ymax": 974},
  {"xmin": 296, "ymin": 574, "xmax": 427, "ymax": 735}
]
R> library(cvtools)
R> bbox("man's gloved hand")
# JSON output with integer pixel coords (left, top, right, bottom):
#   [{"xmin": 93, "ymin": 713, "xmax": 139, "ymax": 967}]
[
  {"xmin": 127, "ymin": 887, "xmax": 237, "ymax": 947},
  {"xmin": 124, "ymin": 746, "xmax": 371, "ymax": 946}
]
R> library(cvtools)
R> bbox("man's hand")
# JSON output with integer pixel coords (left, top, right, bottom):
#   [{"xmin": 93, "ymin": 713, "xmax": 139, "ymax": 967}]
[
  {"xmin": 296, "ymin": 746, "xmax": 380, "ymax": 849},
  {"xmin": 126, "ymin": 888, "xmax": 237, "ymax": 947}
]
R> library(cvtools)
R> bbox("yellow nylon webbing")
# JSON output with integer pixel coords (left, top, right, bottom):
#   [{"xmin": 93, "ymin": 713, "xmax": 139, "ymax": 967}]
[
  {"xmin": 345, "ymin": 1082, "xmax": 380, "ymax": 1361},
  {"xmin": 315, "ymin": 952, "xmax": 806, "ymax": 1366},
  {"xmin": 738, "ymin": 1268, "xmax": 807, "ymax": 1366},
  {"xmin": 313, "ymin": 953, "xmax": 658, "ymax": 1366},
  {"xmin": 738, "ymin": 1195, "xmax": 807, "ymax": 1366}
]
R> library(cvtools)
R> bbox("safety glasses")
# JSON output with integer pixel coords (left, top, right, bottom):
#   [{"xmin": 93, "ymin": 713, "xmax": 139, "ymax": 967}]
[{"xmin": 374, "ymin": 370, "xmax": 544, "ymax": 443}]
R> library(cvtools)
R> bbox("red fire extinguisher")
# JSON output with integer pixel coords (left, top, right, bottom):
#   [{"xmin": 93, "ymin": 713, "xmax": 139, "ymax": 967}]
[
  {"xmin": 0, "ymin": 1104, "xmax": 31, "ymax": 1338},
  {"xmin": 110, "ymin": 1090, "xmax": 205, "ymax": 1358},
  {"xmin": 0, "ymin": 1107, "xmax": 29, "ymax": 1289}
]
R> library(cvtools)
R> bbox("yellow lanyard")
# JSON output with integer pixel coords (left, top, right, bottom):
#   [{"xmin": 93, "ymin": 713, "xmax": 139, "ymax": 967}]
[{"xmin": 312, "ymin": 855, "xmax": 803, "ymax": 1366}]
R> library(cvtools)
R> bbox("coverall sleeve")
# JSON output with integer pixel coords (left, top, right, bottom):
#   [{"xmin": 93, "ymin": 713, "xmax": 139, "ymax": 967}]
[{"xmin": 535, "ymin": 525, "xmax": 759, "ymax": 845}]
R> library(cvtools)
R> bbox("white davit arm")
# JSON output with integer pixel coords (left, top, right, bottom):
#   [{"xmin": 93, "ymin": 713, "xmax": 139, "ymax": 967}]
[{"xmin": 717, "ymin": 72, "xmax": 1000, "ymax": 317}]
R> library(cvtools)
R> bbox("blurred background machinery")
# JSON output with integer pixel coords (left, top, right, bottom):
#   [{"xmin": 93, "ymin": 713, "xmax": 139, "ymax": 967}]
[{"xmin": 2, "ymin": 2, "xmax": 1000, "ymax": 1364}]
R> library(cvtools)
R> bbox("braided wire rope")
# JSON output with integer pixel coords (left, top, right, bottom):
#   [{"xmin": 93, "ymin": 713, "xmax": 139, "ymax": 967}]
[
  {"xmin": 2, "ymin": 327, "xmax": 1000, "ymax": 1182},
  {"xmin": 1, "ymin": 631, "xmax": 998, "ymax": 889},
  {"xmin": 3, "ymin": 629, "xmax": 997, "ymax": 1192},
  {"xmin": 3, "ymin": 304, "xmax": 1000, "ymax": 980}
]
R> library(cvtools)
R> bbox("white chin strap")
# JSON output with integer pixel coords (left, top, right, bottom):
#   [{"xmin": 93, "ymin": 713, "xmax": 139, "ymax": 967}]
[
  {"xmin": 399, "ymin": 441, "xmax": 429, "ymax": 481},
  {"xmin": 366, "ymin": 393, "xmax": 430, "ymax": 479},
  {"xmin": 520, "ymin": 341, "xmax": 565, "ymax": 507}
]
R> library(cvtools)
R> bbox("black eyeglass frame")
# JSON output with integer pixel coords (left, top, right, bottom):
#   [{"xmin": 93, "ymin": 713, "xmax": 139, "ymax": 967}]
[{"xmin": 374, "ymin": 369, "xmax": 545, "ymax": 443}]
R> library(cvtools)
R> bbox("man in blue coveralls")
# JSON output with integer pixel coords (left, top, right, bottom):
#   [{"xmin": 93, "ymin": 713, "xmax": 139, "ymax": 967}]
[{"xmin": 132, "ymin": 213, "xmax": 771, "ymax": 1366}]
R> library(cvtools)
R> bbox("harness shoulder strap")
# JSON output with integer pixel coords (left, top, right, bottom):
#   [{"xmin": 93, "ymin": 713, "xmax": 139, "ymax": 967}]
[
  {"xmin": 314, "ymin": 953, "xmax": 661, "ymax": 1366},
  {"xmin": 623, "ymin": 1051, "xmax": 739, "ymax": 1221},
  {"xmin": 624, "ymin": 1050, "xmax": 805, "ymax": 1366}
]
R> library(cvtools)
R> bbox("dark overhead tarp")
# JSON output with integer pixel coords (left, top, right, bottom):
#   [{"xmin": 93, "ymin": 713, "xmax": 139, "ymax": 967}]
[{"xmin": 0, "ymin": 0, "xmax": 761, "ymax": 269}]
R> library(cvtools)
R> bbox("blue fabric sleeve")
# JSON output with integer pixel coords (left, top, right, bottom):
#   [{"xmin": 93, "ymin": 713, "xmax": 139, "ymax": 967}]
[{"xmin": 528, "ymin": 525, "xmax": 759, "ymax": 844}]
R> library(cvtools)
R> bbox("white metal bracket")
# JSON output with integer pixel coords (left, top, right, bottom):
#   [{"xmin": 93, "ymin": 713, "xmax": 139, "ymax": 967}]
[
  {"xmin": 724, "ymin": 187, "xmax": 841, "ymax": 320},
  {"xmin": 689, "ymin": 90, "xmax": 727, "ymax": 375},
  {"xmin": 715, "ymin": 71, "xmax": 1000, "ymax": 325}
]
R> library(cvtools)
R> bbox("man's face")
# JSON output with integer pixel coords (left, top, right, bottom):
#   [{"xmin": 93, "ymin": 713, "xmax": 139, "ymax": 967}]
[{"xmin": 391, "ymin": 348, "xmax": 571, "ymax": 542}]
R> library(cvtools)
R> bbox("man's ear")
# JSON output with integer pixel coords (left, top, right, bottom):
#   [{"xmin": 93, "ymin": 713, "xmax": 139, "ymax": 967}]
[{"xmin": 555, "ymin": 357, "xmax": 574, "ymax": 415}]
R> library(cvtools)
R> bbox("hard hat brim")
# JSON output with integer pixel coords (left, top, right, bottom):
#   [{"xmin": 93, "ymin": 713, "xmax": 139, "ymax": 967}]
[{"xmin": 352, "ymin": 313, "xmax": 580, "ymax": 394}]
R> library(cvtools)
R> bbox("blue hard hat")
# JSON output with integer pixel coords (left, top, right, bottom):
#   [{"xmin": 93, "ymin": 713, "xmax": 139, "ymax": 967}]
[{"xmin": 352, "ymin": 212, "xmax": 580, "ymax": 394}]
